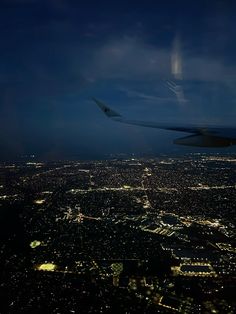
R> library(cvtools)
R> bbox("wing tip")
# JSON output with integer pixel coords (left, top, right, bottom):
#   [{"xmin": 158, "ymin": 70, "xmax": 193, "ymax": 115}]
[{"xmin": 92, "ymin": 98, "xmax": 122, "ymax": 118}]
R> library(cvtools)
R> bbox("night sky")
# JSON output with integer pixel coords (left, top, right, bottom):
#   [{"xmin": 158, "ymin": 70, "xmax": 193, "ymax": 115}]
[{"xmin": 1, "ymin": 0, "xmax": 236, "ymax": 160}]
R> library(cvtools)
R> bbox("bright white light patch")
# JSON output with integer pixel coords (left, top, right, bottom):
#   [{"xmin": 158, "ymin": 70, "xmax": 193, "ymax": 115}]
[{"xmin": 34, "ymin": 199, "xmax": 45, "ymax": 204}]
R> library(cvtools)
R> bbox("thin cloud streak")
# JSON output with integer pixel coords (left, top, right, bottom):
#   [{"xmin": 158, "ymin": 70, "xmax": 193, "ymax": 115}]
[{"xmin": 83, "ymin": 37, "xmax": 236, "ymax": 82}]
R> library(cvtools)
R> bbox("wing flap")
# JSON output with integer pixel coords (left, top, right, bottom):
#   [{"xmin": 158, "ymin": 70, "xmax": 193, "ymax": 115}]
[{"xmin": 174, "ymin": 134, "xmax": 235, "ymax": 147}]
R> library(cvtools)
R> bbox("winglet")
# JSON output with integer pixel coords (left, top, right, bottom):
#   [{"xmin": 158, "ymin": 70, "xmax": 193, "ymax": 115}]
[{"xmin": 92, "ymin": 98, "xmax": 122, "ymax": 118}]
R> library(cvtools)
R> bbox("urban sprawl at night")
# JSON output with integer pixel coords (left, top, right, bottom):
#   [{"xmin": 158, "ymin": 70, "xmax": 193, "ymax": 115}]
[{"xmin": 0, "ymin": 154, "xmax": 235, "ymax": 313}]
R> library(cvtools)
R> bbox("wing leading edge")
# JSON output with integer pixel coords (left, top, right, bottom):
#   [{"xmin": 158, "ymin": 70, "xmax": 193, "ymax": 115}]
[{"xmin": 93, "ymin": 98, "xmax": 236, "ymax": 147}]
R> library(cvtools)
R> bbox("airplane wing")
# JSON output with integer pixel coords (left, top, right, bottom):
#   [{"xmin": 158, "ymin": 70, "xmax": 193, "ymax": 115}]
[{"xmin": 93, "ymin": 98, "xmax": 236, "ymax": 147}]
